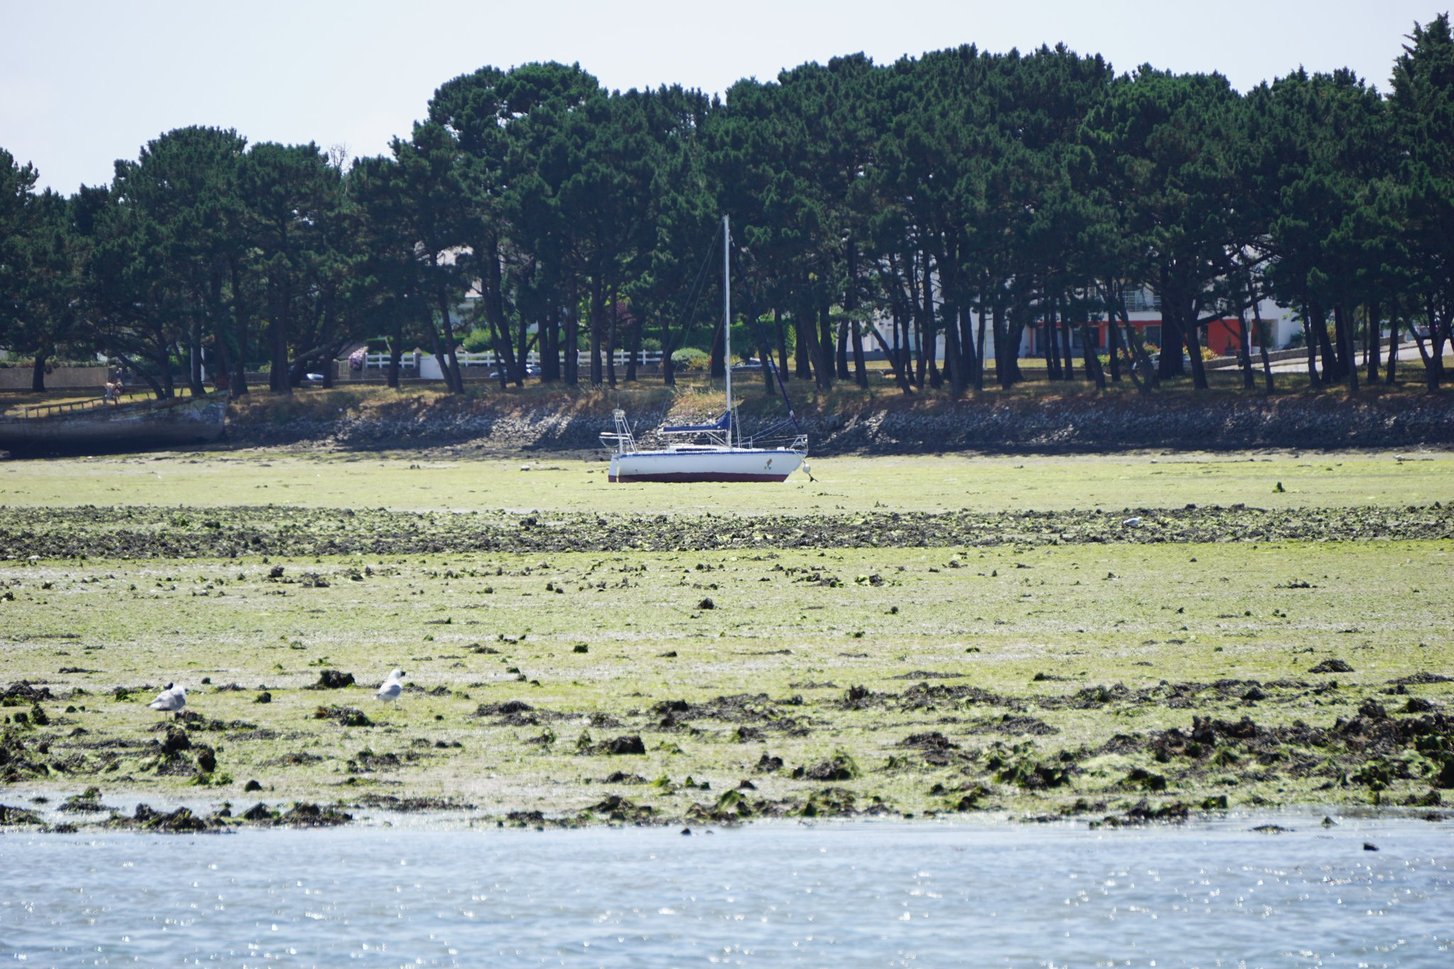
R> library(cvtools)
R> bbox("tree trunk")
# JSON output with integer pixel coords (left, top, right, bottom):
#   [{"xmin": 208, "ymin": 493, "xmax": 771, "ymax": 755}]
[
  {"xmin": 660, "ymin": 311, "xmax": 677, "ymax": 387},
  {"xmin": 188, "ymin": 318, "xmax": 206, "ymax": 397},
  {"xmin": 30, "ymin": 352, "xmax": 47, "ymax": 393},
  {"xmin": 919, "ymin": 248, "xmax": 939, "ymax": 390},
  {"xmin": 816, "ymin": 289, "xmax": 835, "ymax": 391},
  {"xmin": 1426, "ymin": 294, "xmax": 1447, "ymax": 388},
  {"xmin": 1103, "ymin": 285, "xmax": 1122, "ymax": 385},
  {"xmin": 158, "ymin": 348, "xmax": 176, "ymax": 399},
  {"xmin": 1384, "ymin": 314, "xmax": 1400, "ymax": 385},
  {"xmin": 774, "ymin": 309, "xmax": 790, "ymax": 380},
  {"xmin": 1184, "ymin": 317, "xmax": 1209, "ymax": 390},
  {"xmin": 1156, "ymin": 265, "xmax": 1185, "ymax": 380},
  {"xmin": 430, "ymin": 275, "xmax": 463, "ymax": 394},
  {"xmin": 564, "ymin": 281, "xmax": 580, "ymax": 387},
  {"xmin": 1364, "ymin": 301, "xmax": 1380, "ymax": 385},
  {"xmin": 1235, "ymin": 309, "xmax": 1254, "ymax": 391},
  {"xmin": 1253, "ymin": 300, "xmax": 1275, "ymax": 394},
  {"xmin": 885, "ymin": 285, "xmax": 913, "ymax": 390},
  {"xmin": 1112, "ymin": 315, "xmax": 1150, "ymax": 395},
  {"xmin": 995, "ymin": 301, "xmax": 1014, "ymax": 390},
  {"xmin": 1300, "ymin": 298, "xmax": 1320, "ymax": 390},
  {"xmin": 1058, "ymin": 303, "xmax": 1076, "ymax": 382},
  {"xmin": 843, "ymin": 240, "xmax": 866, "ymax": 387},
  {"xmin": 757, "ymin": 332, "xmax": 775, "ymax": 394},
  {"xmin": 942, "ymin": 295, "xmax": 966, "ymax": 399},
  {"xmin": 625, "ymin": 302, "xmax": 640, "ymax": 384},
  {"xmin": 1042, "ymin": 303, "xmax": 1058, "ymax": 381},
  {"xmin": 481, "ymin": 234, "xmax": 521, "ymax": 388},
  {"xmin": 957, "ymin": 305, "xmax": 980, "ymax": 392},
  {"xmin": 793, "ymin": 304, "xmax": 813, "ymax": 381},
  {"xmin": 210, "ymin": 330, "xmax": 234, "ymax": 398},
  {"xmin": 988, "ymin": 304, "xmax": 1011, "ymax": 389},
  {"xmin": 1427, "ymin": 329, "xmax": 1442, "ymax": 390},
  {"xmin": 886, "ymin": 252, "xmax": 914, "ymax": 386},
  {"xmin": 490, "ymin": 324, "xmax": 518, "ymax": 388},
  {"xmin": 588, "ymin": 276, "xmax": 606, "ymax": 387},
  {"xmin": 424, "ymin": 308, "xmax": 452, "ymax": 392},
  {"xmin": 906, "ymin": 251, "xmax": 925, "ymax": 389},
  {"xmin": 1312, "ymin": 302, "xmax": 1338, "ymax": 386},
  {"xmin": 1080, "ymin": 321, "xmax": 1106, "ymax": 390},
  {"xmin": 536, "ymin": 300, "xmax": 554, "ymax": 384},
  {"xmin": 1004, "ymin": 304, "xmax": 1027, "ymax": 386},
  {"xmin": 866, "ymin": 320, "xmax": 914, "ymax": 394},
  {"xmin": 227, "ymin": 260, "xmax": 251, "ymax": 396},
  {"xmin": 850, "ymin": 324, "xmax": 868, "ymax": 388},
  {"xmin": 835, "ymin": 318, "xmax": 850, "ymax": 381},
  {"xmin": 268, "ymin": 280, "xmax": 291, "ymax": 395},
  {"xmin": 1334, "ymin": 303, "xmax": 1358, "ymax": 393},
  {"xmin": 1117, "ymin": 300, "xmax": 1157, "ymax": 393},
  {"xmin": 973, "ymin": 304, "xmax": 987, "ymax": 393},
  {"xmin": 605, "ymin": 319, "xmax": 618, "ymax": 389}
]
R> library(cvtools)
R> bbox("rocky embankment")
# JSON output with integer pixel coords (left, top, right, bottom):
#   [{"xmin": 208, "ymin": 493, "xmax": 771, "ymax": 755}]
[{"xmin": 223, "ymin": 390, "xmax": 1454, "ymax": 455}]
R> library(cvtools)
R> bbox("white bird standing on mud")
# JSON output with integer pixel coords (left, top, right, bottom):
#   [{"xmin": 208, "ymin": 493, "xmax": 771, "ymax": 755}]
[
  {"xmin": 376, "ymin": 669, "xmax": 406, "ymax": 702},
  {"xmin": 147, "ymin": 682, "xmax": 186, "ymax": 719}
]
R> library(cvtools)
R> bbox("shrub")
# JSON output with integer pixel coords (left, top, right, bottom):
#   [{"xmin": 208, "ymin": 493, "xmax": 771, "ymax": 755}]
[
  {"xmin": 672, "ymin": 347, "xmax": 709, "ymax": 372},
  {"xmin": 460, "ymin": 326, "xmax": 492, "ymax": 353}
]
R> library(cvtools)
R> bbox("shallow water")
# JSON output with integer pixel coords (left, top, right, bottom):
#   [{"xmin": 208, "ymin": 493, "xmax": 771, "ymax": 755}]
[{"xmin": 3, "ymin": 814, "xmax": 1450, "ymax": 967}]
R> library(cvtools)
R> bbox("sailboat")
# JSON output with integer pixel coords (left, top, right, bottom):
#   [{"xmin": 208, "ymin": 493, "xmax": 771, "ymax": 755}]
[{"xmin": 603, "ymin": 216, "xmax": 808, "ymax": 483}]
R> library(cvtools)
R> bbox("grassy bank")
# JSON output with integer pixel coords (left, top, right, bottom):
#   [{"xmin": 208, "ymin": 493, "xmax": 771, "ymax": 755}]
[
  {"xmin": 2, "ymin": 448, "xmax": 1451, "ymax": 513},
  {"xmin": 1, "ymin": 450, "xmax": 1451, "ymax": 830}
]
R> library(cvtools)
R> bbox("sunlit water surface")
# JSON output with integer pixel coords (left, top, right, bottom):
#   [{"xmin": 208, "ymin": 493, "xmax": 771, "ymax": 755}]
[{"xmin": 3, "ymin": 814, "xmax": 1450, "ymax": 967}]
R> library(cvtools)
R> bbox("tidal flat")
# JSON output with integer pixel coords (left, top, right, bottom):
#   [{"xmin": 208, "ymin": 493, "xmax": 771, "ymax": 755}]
[{"xmin": 1, "ymin": 449, "xmax": 1451, "ymax": 830}]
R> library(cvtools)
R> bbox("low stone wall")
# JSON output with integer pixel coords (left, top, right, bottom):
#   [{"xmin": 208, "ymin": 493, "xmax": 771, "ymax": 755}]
[
  {"xmin": 809, "ymin": 393, "xmax": 1454, "ymax": 454},
  {"xmin": 0, "ymin": 367, "xmax": 108, "ymax": 391}
]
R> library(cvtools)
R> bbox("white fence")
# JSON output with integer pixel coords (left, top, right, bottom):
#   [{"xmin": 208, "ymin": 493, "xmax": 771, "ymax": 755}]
[{"xmin": 344, "ymin": 350, "xmax": 664, "ymax": 380}]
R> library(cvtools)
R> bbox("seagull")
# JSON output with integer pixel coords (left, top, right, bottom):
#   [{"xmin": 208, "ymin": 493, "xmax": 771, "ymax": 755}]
[
  {"xmin": 376, "ymin": 669, "xmax": 406, "ymax": 702},
  {"xmin": 147, "ymin": 682, "xmax": 187, "ymax": 719}
]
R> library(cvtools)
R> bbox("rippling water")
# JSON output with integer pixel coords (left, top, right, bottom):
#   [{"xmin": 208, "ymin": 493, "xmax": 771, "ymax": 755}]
[{"xmin": 3, "ymin": 814, "xmax": 1450, "ymax": 967}]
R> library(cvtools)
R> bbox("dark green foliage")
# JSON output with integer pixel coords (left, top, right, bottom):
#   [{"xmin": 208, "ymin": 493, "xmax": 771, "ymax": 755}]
[{"xmin": 7, "ymin": 16, "xmax": 1454, "ymax": 396}]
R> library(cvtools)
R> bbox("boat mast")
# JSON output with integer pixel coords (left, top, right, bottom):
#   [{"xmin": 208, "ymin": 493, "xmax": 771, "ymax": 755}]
[{"xmin": 722, "ymin": 214, "xmax": 733, "ymax": 448}]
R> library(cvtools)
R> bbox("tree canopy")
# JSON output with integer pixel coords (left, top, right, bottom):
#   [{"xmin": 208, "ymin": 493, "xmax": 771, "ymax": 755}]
[{"xmin": 4, "ymin": 16, "xmax": 1454, "ymax": 397}]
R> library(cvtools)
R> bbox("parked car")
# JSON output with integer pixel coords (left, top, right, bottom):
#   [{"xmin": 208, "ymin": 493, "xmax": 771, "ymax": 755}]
[
  {"xmin": 1147, "ymin": 351, "xmax": 1190, "ymax": 367},
  {"xmin": 488, "ymin": 364, "xmax": 541, "ymax": 380}
]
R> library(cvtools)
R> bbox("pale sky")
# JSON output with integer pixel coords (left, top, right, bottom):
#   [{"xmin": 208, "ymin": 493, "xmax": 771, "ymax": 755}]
[{"xmin": 2, "ymin": 0, "xmax": 1445, "ymax": 194}]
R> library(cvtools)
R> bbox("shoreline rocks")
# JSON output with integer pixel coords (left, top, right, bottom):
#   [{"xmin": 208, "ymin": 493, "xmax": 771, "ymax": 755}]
[{"xmin": 223, "ymin": 391, "xmax": 1454, "ymax": 455}]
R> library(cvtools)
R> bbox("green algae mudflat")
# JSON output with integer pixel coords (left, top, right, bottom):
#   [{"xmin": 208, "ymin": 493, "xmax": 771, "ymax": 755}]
[
  {"xmin": 1, "ymin": 448, "xmax": 1450, "ymax": 513},
  {"xmin": 2, "ymin": 450, "xmax": 1451, "ymax": 830}
]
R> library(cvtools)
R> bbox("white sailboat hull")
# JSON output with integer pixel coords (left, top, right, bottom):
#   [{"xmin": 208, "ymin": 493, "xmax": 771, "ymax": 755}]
[
  {"xmin": 602, "ymin": 215, "xmax": 807, "ymax": 485},
  {"xmin": 609, "ymin": 446, "xmax": 805, "ymax": 483}
]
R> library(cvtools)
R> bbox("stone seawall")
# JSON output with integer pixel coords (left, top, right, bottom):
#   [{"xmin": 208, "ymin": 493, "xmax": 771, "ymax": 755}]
[
  {"xmin": 224, "ymin": 391, "xmax": 1454, "ymax": 455},
  {"xmin": 809, "ymin": 394, "xmax": 1454, "ymax": 453}
]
